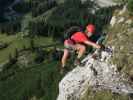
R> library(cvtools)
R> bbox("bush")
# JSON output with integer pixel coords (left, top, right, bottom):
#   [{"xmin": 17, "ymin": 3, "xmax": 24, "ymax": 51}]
[
  {"xmin": 30, "ymin": 39, "xmax": 35, "ymax": 50},
  {"xmin": 127, "ymin": 0, "xmax": 133, "ymax": 14},
  {"xmin": 34, "ymin": 48, "xmax": 45, "ymax": 63},
  {"xmin": 28, "ymin": 0, "xmax": 93, "ymax": 38},
  {"xmin": 31, "ymin": 1, "xmax": 57, "ymax": 17},
  {"xmin": 13, "ymin": 1, "xmax": 31, "ymax": 13},
  {"xmin": 0, "ymin": 61, "xmax": 62, "ymax": 100},
  {"xmin": 0, "ymin": 21, "xmax": 21, "ymax": 34}
]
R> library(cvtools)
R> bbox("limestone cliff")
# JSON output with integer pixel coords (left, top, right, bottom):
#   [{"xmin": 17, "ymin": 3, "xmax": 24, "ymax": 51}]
[
  {"xmin": 57, "ymin": 47, "xmax": 133, "ymax": 100},
  {"xmin": 57, "ymin": 4, "xmax": 133, "ymax": 100}
]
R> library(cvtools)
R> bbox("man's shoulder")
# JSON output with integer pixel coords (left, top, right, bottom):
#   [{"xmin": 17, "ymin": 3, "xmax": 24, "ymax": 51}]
[{"xmin": 73, "ymin": 31, "xmax": 85, "ymax": 35}]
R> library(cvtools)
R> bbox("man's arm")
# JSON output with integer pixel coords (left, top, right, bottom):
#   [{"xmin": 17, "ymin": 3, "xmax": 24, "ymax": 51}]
[{"xmin": 84, "ymin": 40, "xmax": 101, "ymax": 49}]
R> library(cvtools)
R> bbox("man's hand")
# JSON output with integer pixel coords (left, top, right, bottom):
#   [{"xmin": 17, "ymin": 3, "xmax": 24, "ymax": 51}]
[
  {"xmin": 100, "ymin": 44, "xmax": 106, "ymax": 51},
  {"xmin": 84, "ymin": 41, "xmax": 101, "ymax": 49}
]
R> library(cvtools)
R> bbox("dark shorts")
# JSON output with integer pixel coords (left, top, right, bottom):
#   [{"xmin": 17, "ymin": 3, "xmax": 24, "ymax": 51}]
[{"xmin": 64, "ymin": 44, "xmax": 75, "ymax": 51}]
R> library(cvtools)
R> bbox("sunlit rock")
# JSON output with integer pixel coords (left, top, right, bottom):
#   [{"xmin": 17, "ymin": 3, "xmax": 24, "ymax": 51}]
[{"xmin": 57, "ymin": 47, "xmax": 133, "ymax": 100}]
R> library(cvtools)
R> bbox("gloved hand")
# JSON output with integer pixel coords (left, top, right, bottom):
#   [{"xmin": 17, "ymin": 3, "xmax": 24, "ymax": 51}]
[
  {"xmin": 100, "ymin": 44, "xmax": 106, "ymax": 51},
  {"xmin": 100, "ymin": 45, "xmax": 113, "ymax": 53}
]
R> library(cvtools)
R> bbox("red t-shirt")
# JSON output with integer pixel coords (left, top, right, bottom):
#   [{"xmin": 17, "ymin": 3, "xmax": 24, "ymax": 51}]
[{"xmin": 71, "ymin": 32, "xmax": 88, "ymax": 43}]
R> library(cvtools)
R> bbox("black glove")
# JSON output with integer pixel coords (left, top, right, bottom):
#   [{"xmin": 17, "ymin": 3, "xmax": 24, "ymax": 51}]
[
  {"xmin": 100, "ymin": 44, "xmax": 106, "ymax": 51},
  {"xmin": 100, "ymin": 45, "xmax": 113, "ymax": 53}
]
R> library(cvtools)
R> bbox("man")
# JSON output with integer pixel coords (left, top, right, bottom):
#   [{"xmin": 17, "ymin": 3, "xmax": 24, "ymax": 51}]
[{"xmin": 61, "ymin": 24, "xmax": 103, "ymax": 70}]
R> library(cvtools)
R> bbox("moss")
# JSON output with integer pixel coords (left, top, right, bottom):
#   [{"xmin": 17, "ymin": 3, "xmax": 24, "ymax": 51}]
[
  {"xmin": 0, "ymin": 34, "xmax": 54, "ymax": 63},
  {"xmin": 80, "ymin": 89, "xmax": 129, "ymax": 100},
  {"xmin": 105, "ymin": 9, "xmax": 133, "ymax": 80}
]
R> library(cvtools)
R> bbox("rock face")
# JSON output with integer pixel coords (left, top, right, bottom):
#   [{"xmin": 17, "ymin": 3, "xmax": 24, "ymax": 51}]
[
  {"xmin": 81, "ymin": 0, "xmax": 117, "ymax": 7},
  {"xmin": 119, "ymin": 5, "xmax": 127, "ymax": 15},
  {"xmin": 57, "ymin": 48, "xmax": 133, "ymax": 100},
  {"xmin": 110, "ymin": 16, "xmax": 117, "ymax": 27},
  {"xmin": 106, "ymin": 6, "xmax": 133, "ymax": 85},
  {"xmin": 95, "ymin": 0, "xmax": 117, "ymax": 7},
  {"xmin": 117, "ymin": 17, "xmax": 125, "ymax": 23}
]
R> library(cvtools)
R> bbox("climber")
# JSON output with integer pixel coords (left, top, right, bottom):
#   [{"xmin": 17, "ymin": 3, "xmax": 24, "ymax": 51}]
[{"xmin": 61, "ymin": 24, "xmax": 104, "ymax": 72}]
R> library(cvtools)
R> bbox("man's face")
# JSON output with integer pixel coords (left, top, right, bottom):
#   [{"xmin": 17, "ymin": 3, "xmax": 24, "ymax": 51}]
[{"xmin": 86, "ymin": 31, "xmax": 93, "ymax": 37}]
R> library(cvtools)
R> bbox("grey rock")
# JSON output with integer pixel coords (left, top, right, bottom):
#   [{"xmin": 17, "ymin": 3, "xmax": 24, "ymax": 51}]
[
  {"xmin": 119, "ymin": 5, "xmax": 127, "ymax": 15},
  {"xmin": 125, "ymin": 19, "xmax": 132, "ymax": 25},
  {"xmin": 95, "ymin": 0, "xmax": 117, "ymax": 7},
  {"xmin": 110, "ymin": 16, "xmax": 117, "ymax": 27},
  {"xmin": 57, "ymin": 47, "xmax": 133, "ymax": 100},
  {"xmin": 117, "ymin": 17, "xmax": 125, "ymax": 23},
  {"xmin": 81, "ymin": 0, "xmax": 118, "ymax": 7}
]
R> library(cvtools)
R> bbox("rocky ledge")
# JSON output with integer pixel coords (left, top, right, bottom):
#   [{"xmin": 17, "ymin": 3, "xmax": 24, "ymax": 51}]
[{"xmin": 57, "ymin": 47, "xmax": 133, "ymax": 100}]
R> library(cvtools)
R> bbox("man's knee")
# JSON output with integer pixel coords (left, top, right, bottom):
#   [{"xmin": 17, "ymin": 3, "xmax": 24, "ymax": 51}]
[
  {"xmin": 80, "ymin": 45, "xmax": 86, "ymax": 52},
  {"xmin": 76, "ymin": 44, "xmax": 86, "ymax": 52}
]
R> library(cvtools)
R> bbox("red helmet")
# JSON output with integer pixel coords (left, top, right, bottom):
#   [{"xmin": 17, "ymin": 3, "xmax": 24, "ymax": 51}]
[{"xmin": 86, "ymin": 24, "xmax": 95, "ymax": 33}]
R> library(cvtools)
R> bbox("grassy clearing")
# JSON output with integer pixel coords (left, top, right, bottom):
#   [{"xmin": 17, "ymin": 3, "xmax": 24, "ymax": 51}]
[{"xmin": 0, "ymin": 34, "xmax": 54, "ymax": 63}]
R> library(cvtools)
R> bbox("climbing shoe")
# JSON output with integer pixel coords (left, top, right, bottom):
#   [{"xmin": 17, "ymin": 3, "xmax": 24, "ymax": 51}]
[
  {"xmin": 60, "ymin": 67, "xmax": 65, "ymax": 75},
  {"xmin": 100, "ymin": 44, "xmax": 106, "ymax": 51}
]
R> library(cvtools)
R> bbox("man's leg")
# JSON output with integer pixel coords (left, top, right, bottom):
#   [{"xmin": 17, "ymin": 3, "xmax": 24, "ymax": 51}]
[
  {"xmin": 76, "ymin": 44, "xmax": 86, "ymax": 59},
  {"xmin": 74, "ymin": 44, "xmax": 86, "ymax": 65},
  {"xmin": 61, "ymin": 49, "xmax": 69, "ymax": 68}
]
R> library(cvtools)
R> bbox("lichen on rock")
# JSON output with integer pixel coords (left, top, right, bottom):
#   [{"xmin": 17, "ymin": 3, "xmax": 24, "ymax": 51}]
[{"xmin": 57, "ymin": 47, "xmax": 133, "ymax": 100}]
